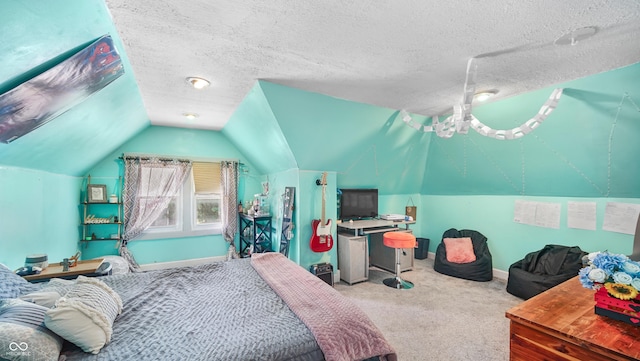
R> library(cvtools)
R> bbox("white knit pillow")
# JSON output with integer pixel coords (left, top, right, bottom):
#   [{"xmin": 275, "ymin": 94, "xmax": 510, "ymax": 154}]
[{"xmin": 44, "ymin": 276, "xmax": 122, "ymax": 354}]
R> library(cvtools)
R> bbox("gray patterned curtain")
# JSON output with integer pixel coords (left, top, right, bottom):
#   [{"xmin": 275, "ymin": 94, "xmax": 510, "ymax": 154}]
[
  {"xmin": 221, "ymin": 161, "xmax": 239, "ymax": 260},
  {"xmin": 120, "ymin": 156, "xmax": 192, "ymax": 271}
]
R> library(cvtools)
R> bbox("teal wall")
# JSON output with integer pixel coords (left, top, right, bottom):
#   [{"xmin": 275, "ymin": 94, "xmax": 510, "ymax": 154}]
[
  {"xmin": 0, "ymin": 0, "xmax": 148, "ymax": 177},
  {"xmin": 378, "ymin": 194, "xmax": 422, "ymax": 236},
  {"xmin": 412, "ymin": 63, "xmax": 640, "ymax": 271},
  {"xmin": 260, "ymin": 81, "xmax": 432, "ymax": 195},
  {"xmin": 424, "ymin": 63, "xmax": 640, "ymax": 197},
  {"xmin": 262, "ymin": 168, "xmax": 300, "ymax": 262},
  {"xmin": 0, "ymin": 166, "xmax": 81, "ymax": 270},
  {"xmin": 222, "ymin": 65, "xmax": 640, "ymax": 273},
  {"xmin": 222, "ymin": 84, "xmax": 297, "ymax": 175},
  {"xmin": 81, "ymin": 126, "xmax": 260, "ymax": 264},
  {"xmin": 420, "ymin": 195, "xmax": 640, "ymax": 271}
]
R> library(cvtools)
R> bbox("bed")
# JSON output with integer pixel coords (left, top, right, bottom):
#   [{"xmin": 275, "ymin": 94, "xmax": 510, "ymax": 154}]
[{"xmin": 0, "ymin": 253, "xmax": 396, "ymax": 361}]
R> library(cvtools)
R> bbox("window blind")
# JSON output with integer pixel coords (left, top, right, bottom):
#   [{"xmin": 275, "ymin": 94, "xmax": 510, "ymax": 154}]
[{"xmin": 193, "ymin": 162, "xmax": 221, "ymax": 194}]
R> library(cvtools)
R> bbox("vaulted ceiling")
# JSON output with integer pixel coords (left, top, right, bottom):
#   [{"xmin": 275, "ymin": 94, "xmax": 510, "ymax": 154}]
[{"xmin": 104, "ymin": 0, "xmax": 640, "ymax": 130}]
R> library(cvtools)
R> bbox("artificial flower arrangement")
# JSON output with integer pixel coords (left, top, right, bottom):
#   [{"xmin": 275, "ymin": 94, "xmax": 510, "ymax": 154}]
[{"xmin": 578, "ymin": 251, "xmax": 640, "ymax": 301}]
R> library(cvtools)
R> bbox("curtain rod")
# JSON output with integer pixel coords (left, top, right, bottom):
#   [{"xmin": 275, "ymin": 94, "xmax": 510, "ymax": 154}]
[
  {"xmin": 119, "ymin": 155, "xmax": 191, "ymax": 163},
  {"xmin": 120, "ymin": 153, "xmax": 241, "ymax": 163}
]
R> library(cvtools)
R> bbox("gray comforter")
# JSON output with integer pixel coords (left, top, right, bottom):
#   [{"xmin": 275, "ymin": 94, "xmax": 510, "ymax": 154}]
[{"xmin": 58, "ymin": 258, "xmax": 324, "ymax": 361}]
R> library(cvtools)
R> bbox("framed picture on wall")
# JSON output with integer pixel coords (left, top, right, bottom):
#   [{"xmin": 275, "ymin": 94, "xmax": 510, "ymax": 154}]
[
  {"xmin": 0, "ymin": 35, "xmax": 124, "ymax": 143},
  {"xmin": 87, "ymin": 184, "xmax": 107, "ymax": 203}
]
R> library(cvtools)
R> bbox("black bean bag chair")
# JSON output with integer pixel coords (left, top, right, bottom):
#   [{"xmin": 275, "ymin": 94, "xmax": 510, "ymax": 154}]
[
  {"xmin": 506, "ymin": 244, "xmax": 587, "ymax": 300},
  {"xmin": 433, "ymin": 228, "xmax": 493, "ymax": 282}
]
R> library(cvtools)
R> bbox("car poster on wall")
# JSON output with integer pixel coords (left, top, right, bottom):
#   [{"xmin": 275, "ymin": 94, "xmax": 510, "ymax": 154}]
[{"xmin": 0, "ymin": 34, "xmax": 124, "ymax": 143}]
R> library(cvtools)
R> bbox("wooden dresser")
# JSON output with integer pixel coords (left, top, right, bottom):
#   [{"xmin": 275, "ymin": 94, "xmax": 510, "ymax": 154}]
[{"xmin": 505, "ymin": 276, "xmax": 640, "ymax": 361}]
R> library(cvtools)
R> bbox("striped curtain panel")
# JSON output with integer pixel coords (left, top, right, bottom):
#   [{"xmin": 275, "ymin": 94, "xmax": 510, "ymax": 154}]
[
  {"xmin": 120, "ymin": 156, "xmax": 192, "ymax": 271},
  {"xmin": 221, "ymin": 161, "xmax": 239, "ymax": 260}
]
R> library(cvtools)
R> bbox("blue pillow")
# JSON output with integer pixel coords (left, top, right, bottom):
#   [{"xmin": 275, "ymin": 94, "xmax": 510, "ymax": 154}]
[
  {"xmin": 0, "ymin": 298, "xmax": 63, "ymax": 360},
  {"xmin": 0, "ymin": 264, "xmax": 39, "ymax": 299}
]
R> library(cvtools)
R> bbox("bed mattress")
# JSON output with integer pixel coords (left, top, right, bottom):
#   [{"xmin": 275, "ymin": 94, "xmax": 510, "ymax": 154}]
[{"xmin": 55, "ymin": 258, "xmax": 324, "ymax": 361}]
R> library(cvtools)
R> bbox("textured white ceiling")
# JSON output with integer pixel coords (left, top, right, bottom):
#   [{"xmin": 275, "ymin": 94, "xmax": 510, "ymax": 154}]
[{"xmin": 105, "ymin": 0, "xmax": 640, "ymax": 130}]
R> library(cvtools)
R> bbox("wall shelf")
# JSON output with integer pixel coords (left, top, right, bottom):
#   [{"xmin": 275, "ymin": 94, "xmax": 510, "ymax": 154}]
[{"xmin": 81, "ymin": 176, "xmax": 123, "ymax": 246}]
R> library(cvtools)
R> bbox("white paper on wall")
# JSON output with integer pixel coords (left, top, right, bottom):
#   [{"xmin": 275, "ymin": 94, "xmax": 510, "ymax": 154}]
[
  {"xmin": 534, "ymin": 202, "xmax": 561, "ymax": 229},
  {"xmin": 514, "ymin": 200, "xmax": 561, "ymax": 229},
  {"xmin": 603, "ymin": 202, "xmax": 640, "ymax": 235},
  {"xmin": 514, "ymin": 200, "xmax": 537, "ymax": 225},
  {"xmin": 567, "ymin": 201, "xmax": 597, "ymax": 231}
]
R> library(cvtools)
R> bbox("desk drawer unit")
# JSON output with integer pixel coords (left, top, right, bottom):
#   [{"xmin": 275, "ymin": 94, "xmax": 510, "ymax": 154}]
[{"xmin": 337, "ymin": 233, "xmax": 369, "ymax": 285}]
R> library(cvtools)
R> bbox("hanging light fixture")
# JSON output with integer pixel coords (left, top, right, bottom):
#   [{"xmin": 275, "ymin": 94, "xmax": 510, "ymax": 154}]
[
  {"xmin": 401, "ymin": 58, "xmax": 563, "ymax": 140},
  {"xmin": 185, "ymin": 77, "xmax": 210, "ymax": 89}
]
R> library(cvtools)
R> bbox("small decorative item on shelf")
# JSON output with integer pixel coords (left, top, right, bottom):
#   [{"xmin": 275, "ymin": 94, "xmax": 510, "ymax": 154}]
[
  {"xmin": 109, "ymin": 194, "xmax": 118, "ymax": 203},
  {"xmin": 68, "ymin": 252, "xmax": 80, "ymax": 267},
  {"xmin": 85, "ymin": 215, "xmax": 112, "ymax": 224},
  {"xmin": 579, "ymin": 251, "xmax": 640, "ymax": 326}
]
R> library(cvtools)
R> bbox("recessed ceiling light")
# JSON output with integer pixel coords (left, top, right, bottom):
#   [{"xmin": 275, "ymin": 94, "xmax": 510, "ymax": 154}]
[
  {"xmin": 473, "ymin": 90, "xmax": 498, "ymax": 102},
  {"xmin": 185, "ymin": 77, "xmax": 210, "ymax": 89},
  {"xmin": 182, "ymin": 112, "xmax": 199, "ymax": 120},
  {"xmin": 554, "ymin": 26, "xmax": 598, "ymax": 46}
]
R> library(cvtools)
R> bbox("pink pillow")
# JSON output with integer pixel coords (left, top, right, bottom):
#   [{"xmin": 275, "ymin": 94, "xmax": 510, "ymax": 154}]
[{"xmin": 443, "ymin": 237, "xmax": 476, "ymax": 264}]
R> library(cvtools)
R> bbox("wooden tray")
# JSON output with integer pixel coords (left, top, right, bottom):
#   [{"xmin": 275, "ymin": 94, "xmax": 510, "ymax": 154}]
[{"xmin": 22, "ymin": 258, "xmax": 104, "ymax": 281}]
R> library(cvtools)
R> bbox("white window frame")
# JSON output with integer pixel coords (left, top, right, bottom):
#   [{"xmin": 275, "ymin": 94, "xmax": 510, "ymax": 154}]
[
  {"xmin": 143, "ymin": 194, "xmax": 183, "ymax": 234},
  {"xmin": 138, "ymin": 161, "xmax": 223, "ymax": 240},
  {"xmin": 192, "ymin": 193, "xmax": 222, "ymax": 230}
]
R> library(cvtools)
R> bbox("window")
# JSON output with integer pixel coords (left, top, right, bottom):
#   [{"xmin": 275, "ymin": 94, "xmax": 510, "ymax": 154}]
[
  {"xmin": 149, "ymin": 196, "xmax": 181, "ymax": 229},
  {"xmin": 143, "ymin": 161, "xmax": 222, "ymax": 238},
  {"xmin": 191, "ymin": 162, "xmax": 221, "ymax": 229}
]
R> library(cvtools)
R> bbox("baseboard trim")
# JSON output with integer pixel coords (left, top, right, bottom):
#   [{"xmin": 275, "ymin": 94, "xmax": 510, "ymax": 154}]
[
  {"xmin": 139, "ymin": 256, "xmax": 226, "ymax": 271},
  {"xmin": 493, "ymin": 268, "xmax": 508, "ymax": 280},
  {"xmin": 426, "ymin": 251, "xmax": 508, "ymax": 280}
]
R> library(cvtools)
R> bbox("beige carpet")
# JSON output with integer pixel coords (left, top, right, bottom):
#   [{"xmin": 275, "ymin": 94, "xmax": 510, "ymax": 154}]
[{"xmin": 334, "ymin": 258, "xmax": 523, "ymax": 361}]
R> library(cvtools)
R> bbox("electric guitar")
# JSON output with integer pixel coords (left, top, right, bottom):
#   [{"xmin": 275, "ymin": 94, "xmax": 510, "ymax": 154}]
[{"xmin": 310, "ymin": 172, "xmax": 333, "ymax": 252}]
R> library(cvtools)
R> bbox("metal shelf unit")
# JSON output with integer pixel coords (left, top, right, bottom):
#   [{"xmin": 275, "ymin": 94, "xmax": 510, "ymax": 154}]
[{"xmin": 239, "ymin": 213, "xmax": 273, "ymax": 257}]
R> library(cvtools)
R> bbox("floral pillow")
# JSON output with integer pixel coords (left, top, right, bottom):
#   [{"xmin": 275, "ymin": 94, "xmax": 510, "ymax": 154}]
[{"xmin": 443, "ymin": 237, "xmax": 477, "ymax": 264}]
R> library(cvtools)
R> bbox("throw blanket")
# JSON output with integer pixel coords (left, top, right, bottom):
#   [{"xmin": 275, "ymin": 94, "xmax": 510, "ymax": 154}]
[{"xmin": 251, "ymin": 253, "xmax": 397, "ymax": 361}]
